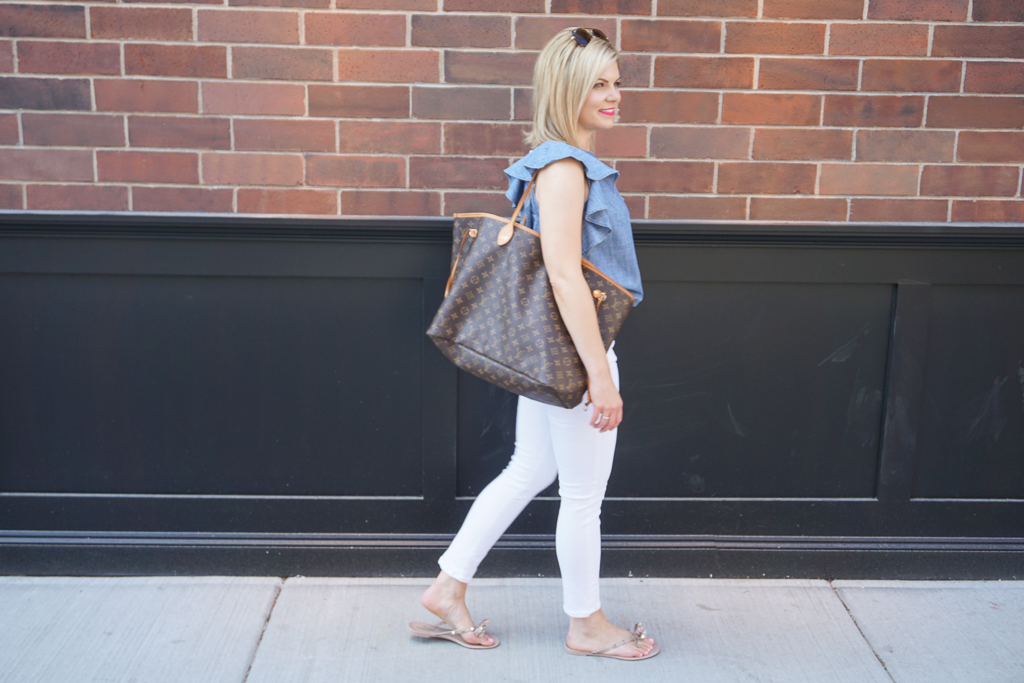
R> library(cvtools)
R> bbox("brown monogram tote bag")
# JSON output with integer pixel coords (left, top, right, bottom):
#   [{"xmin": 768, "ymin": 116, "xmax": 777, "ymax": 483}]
[{"xmin": 427, "ymin": 175, "xmax": 635, "ymax": 409}]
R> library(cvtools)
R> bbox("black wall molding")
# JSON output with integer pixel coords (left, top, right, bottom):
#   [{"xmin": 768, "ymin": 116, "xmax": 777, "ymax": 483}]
[{"xmin": 2, "ymin": 213, "xmax": 1023, "ymax": 577}]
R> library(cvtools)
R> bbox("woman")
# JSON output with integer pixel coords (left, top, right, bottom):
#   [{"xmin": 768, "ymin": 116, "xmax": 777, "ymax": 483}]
[{"xmin": 410, "ymin": 28, "xmax": 655, "ymax": 660}]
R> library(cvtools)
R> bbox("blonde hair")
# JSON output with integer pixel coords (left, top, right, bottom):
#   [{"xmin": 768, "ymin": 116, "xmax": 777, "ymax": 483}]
[{"xmin": 526, "ymin": 28, "xmax": 620, "ymax": 149}]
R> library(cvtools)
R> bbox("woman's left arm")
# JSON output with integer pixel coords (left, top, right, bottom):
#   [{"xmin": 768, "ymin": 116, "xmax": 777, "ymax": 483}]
[{"xmin": 535, "ymin": 158, "xmax": 621, "ymax": 432}]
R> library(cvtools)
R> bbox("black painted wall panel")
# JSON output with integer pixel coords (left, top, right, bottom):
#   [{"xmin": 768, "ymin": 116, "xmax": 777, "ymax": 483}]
[
  {"xmin": 913, "ymin": 285, "xmax": 1024, "ymax": 499},
  {"xmin": 0, "ymin": 273, "xmax": 424, "ymax": 496}
]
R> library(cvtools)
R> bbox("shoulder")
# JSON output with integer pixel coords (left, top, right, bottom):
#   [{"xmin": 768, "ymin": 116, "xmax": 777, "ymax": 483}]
[{"xmin": 506, "ymin": 141, "xmax": 617, "ymax": 183}]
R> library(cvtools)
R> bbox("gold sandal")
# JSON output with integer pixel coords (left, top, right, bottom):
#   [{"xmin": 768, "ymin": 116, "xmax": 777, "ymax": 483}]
[
  {"xmin": 408, "ymin": 619, "xmax": 500, "ymax": 649},
  {"xmin": 564, "ymin": 623, "xmax": 659, "ymax": 660}
]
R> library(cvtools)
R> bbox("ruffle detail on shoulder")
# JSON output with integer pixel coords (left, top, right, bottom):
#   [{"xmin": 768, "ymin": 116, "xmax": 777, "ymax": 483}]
[{"xmin": 504, "ymin": 141, "xmax": 618, "ymax": 251}]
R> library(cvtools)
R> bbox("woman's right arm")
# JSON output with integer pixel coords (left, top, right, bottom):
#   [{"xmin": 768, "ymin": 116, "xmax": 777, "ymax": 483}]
[{"xmin": 535, "ymin": 158, "xmax": 622, "ymax": 432}]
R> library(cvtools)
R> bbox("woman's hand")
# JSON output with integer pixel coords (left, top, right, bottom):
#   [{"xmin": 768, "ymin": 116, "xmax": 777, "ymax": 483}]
[{"xmin": 587, "ymin": 373, "xmax": 622, "ymax": 432}]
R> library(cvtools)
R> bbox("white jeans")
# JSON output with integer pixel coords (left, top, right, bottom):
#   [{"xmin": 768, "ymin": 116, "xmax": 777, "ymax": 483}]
[{"xmin": 438, "ymin": 346, "xmax": 619, "ymax": 618}]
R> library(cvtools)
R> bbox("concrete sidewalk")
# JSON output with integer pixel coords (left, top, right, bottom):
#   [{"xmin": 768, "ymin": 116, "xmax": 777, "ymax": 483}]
[{"xmin": 0, "ymin": 577, "xmax": 1021, "ymax": 683}]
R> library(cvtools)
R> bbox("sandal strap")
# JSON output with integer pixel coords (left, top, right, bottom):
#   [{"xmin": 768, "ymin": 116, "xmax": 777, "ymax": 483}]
[
  {"xmin": 589, "ymin": 623, "xmax": 650, "ymax": 656},
  {"xmin": 440, "ymin": 619, "xmax": 490, "ymax": 638}
]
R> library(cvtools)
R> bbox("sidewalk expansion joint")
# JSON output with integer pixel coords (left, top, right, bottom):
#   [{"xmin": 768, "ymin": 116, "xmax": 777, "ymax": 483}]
[{"xmin": 830, "ymin": 580, "xmax": 898, "ymax": 683}]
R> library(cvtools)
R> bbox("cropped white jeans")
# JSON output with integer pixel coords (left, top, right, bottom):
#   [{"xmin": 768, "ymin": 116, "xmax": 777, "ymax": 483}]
[{"xmin": 438, "ymin": 345, "xmax": 619, "ymax": 618}]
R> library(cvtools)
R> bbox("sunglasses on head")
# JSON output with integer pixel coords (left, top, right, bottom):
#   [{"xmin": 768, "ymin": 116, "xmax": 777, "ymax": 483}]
[{"xmin": 571, "ymin": 27, "xmax": 608, "ymax": 47}]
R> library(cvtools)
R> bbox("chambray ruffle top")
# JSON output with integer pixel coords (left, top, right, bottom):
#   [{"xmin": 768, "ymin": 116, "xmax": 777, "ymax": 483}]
[{"xmin": 504, "ymin": 140, "xmax": 643, "ymax": 305}]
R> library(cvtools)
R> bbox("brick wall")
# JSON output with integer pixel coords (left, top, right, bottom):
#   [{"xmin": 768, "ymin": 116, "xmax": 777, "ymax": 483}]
[{"xmin": 2, "ymin": 0, "xmax": 1023, "ymax": 222}]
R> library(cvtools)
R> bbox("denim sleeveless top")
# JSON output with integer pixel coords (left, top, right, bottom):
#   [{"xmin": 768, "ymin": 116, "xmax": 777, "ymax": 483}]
[{"xmin": 504, "ymin": 141, "xmax": 644, "ymax": 305}]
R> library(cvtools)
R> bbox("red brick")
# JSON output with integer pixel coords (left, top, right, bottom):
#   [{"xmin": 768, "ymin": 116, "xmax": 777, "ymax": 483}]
[
  {"xmin": 129, "ymin": 115, "xmax": 231, "ymax": 150},
  {"xmin": 849, "ymin": 198, "xmax": 949, "ymax": 222},
  {"xmin": 753, "ymin": 128, "xmax": 852, "ymax": 160},
  {"xmin": 620, "ymin": 55, "xmax": 651, "ymax": 88},
  {"xmin": 618, "ymin": 91, "xmax": 718, "ymax": 124},
  {"xmin": 231, "ymin": 0, "xmax": 329, "ymax": 7},
  {"xmin": 238, "ymin": 188, "xmax": 337, "ymax": 214},
  {"xmin": 338, "ymin": 121, "xmax": 438, "ymax": 154},
  {"xmin": 718, "ymin": 162, "xmax": 816, "ymax": 194},
  {"xmin": 26, "ymin": 184, "xmax": 128, "ymax": 211},
  {"xmin": 868, "ymin": 0, "xmax": 968, "ymax": 21},
  {"xmin": 655, "ymin": 56, "xmax": 753, "ymax": 89},
  {"xmin": 308, "ymin": 155, "xmax": 405, "ymax": 187},
  {"xmin": 409, "ymin": 156, "xmax": 508, "ymax": 189},
  {"xmin": 0, "ymin": 114, "xmax": 17, "ymax": 145},
  {"xmin": 334, "ymin": 0, "xmax": 432, "ymax": 7},
  {"xmin": 444, "ymin": 0, "xmax": 544, "ymax": 11},
  {"xmin": 235, "ymin": 118, "xmax": 335, "ymax": 152},
  {"xmin": 338, "ymin": 49, "xmax": 439, "ymax": 83},
  {"xmin": 513, "ymin": 87, "xmax": 532, "ymax": 121},
  {"xmin": 861, "ymin": 60, "xmax": 961, "ymax": 93},
  {"xmin": 622, "ymin": 194, "xmax": 645, "ymax": 216},
  {"xmin": 722, "ymin": 93, "xmax": 821, "ymax": 126},
  {"xmin": 0, "ymin": 4, "xmax": 85, "ymax": 39},
  {"xmin": 965, "ymin": 62, "xmax": 1024, "ymax": 95},
  {"xmin": 445, "ymin": 51, "xmax": 535, "ymax": 85},
  {"xmin": 921, "ymin": 165, "xmax": 1019, "ymax": 197},
  {"xmin": 444, "ymin": 191, "xmax": 512, "ymax": 216},
  {"xmin": 445, "ymin": 123, "xmax": 529, "ymax": 156},
  {"xmin": 22, "ymin": 113, "xmax": 124, "ymax": 147},
  {"xmin": 725, "ymin": 21, "xmax": 825, "ymax": 55},
  {"xmin": 413, "ymin": 14, "xmax": 510, "ymax": 48},
  {"xmin": 341, "ymin": 190, "xmax": 441, "ymax": 216},
  {"xmin": 413, "ymin": 85, "xmax": 510, "ymax": 121},
  {"xmin": 952, "ymin": 200, "xmax": 1024, "ymax": 222},
  {"xmin": 758, "ymin": 58, "xmax": 858, "ymax": 91},
  {"xmin": 927, "ymin": 96, "xmax": 1024, "ymax": 129},
  {"xmin": 0, "ymin": 183, "xmax": 23, "ymax": 209},
  {"xmin": 309, "ymin": 85, "xmax": 409, "ymax": 118},
  {"xmin": 233, "ymin": 47, "xmax": 332, "ymax": 81},
  {"xmin": 856, "ymin": 130, "xmax": 955, "ymax": 162},
  {"xmin": 649, "ymin": 195, "xmax": 747, "ymax": 220},
  {"xmin": 750, "ymin": 196, "xmax": 847, "ymax": 220},
  {"xmin": 823, "ymin": 95, "xmax": 923, "ymax": 127},
  {"xmin": 828, "ymin": 23, "xmax": 928, "ymax": 57},
  {"xmin": 615, "ymin": 160, "xmax": 714, "ymax": 193},
  {"xmin": 202, "ymin": 81, "xmax": 305, "ymax": 116},
  {"xmin": 659, "ymin": 0, "xmax": 757, "ymax": 16},
  {"xmin": 0, "ymin": 149, "xmax": 92, "ymax": 181},
  {"xmin": 125, "ymin": 44, "xmax": 227, "ymax": 79},
  {"xmin": 973, "ymin": 0, "xmax": 1024, "ymax": 21},
  {"xmin": 651, "ymin": 126, "xmax": 750, "ymax": 159},
  {"xmin": 549, "ymin": 0, "xmax": 649, "ymax": 12},
  {"xmin": 0, "ymin": 76, "xmax": 90, "ymax": 110},
  {"xmin": 132, "ymin": 186, "xmax": 233, "ymax": 213},
  {"xmin": 764, "ymin": 0, "xmax": 863, "ymax": 18},
  {"xmin": 98, "ymin": 150, "xmax": 198, "ymax": 184},
  {"xmin": 933, "ymin": 26, "xmax": 1024, "ymax": 59},
  {"xmin": 203, "ymin": 153, "xmax": 303, "ymax": 186},
  {"xmin": 17, "ymin": 41, "xmax": 120, "ymax": 75},
  {"xmin": 91, "ymin": 7, "xmax": 192, "ymax": 41},
  {"xmin": 514, "ymin": 17, "xmax": 615, "ymax": 50},
  {"xmin": 595, "ymin": 126, "xmax": 647, "ymax": 158},
  {"xmin": 958, "ymin": 132, "xmax": 1024, "ymax": 163},
  {"xmin": 0, "ymin": 41, "xmax": 12, "ymax": 72},
  {"xmin": 621, "ymin": 19, "xmax": 720, "ymax": 53},
  {"xmin": 96, "ymin": 79, "xmax": 198, "ymax": 113},
  {"xmin": 198, "ymin": 10, "xmax": 299, "ymax": 44},
  {"xmin": 819, "ymin": 163, "xmax": 919, "ymax": 196},
  {"xmin": 306, "ymin": 12, "xmax": 405, "ymax": 46}
]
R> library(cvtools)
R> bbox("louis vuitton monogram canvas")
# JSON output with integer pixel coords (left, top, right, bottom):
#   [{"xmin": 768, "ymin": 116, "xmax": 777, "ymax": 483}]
[{"xmin": 428, "ymin": 212, "xmax": 634, "ymax": 409}]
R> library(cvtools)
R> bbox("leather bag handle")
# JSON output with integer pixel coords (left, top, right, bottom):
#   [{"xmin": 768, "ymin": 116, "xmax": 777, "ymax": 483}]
[{"xmin": 497, "ymin": 173, "xmax": 537, "ymax": 246}]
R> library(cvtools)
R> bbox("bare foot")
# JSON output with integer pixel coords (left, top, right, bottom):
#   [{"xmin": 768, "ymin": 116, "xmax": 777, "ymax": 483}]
[
  {"xmin": 565, "ymin": 609, "xmax": 656, "ymax": 658},
  {"xmin": 420, "ymin": 570, "xmax": 495, "ymax": 647}
]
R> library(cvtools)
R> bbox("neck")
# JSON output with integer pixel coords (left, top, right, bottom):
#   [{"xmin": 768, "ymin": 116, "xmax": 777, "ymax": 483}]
[{"xmin": 574, "ymin": 131, "xmax": 595, "ymax": 151}]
